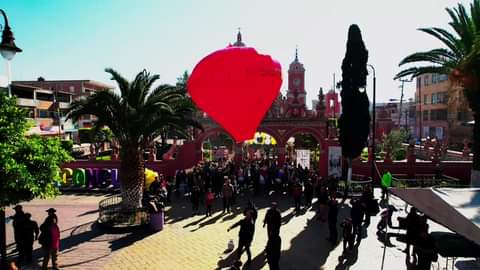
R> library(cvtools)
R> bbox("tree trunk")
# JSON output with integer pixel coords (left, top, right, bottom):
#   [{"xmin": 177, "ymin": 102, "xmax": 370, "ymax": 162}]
[
  {"xmin": 471, "ymin": 111, "xmax": 480, "ymax": 186},
  {"xmin": 0, "ymin": 209, "xmax": 6, "ymax": 269},
  {"xmin": 119, "ymin": 145, "xmax": 145, "ymax": 208}
]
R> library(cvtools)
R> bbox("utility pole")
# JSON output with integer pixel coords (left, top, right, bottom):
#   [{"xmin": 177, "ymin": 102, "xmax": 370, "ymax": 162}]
[{"xmin": 398, "ymin": 78, "xmax": 412, "ymax": 130}]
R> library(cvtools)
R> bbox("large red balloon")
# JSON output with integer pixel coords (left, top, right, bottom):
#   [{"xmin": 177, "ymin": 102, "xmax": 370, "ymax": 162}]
[{"xmin": 188, "ymin": 47, "xmax": 282, "ymax": 142}]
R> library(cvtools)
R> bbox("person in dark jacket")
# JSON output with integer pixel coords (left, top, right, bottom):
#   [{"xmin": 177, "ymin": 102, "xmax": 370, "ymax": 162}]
[
  {"xmin": 350, "ymin": 198, "xmax": 365, "ymax": 243},
  {"xmin": 191, "ymin": 184, "xmax": 201, "ymax": 215},
  {"xmin": 327, "ymin": 197, "xmax": 339, "ymax": 243},
  {"xmin": 292, "ymin": 181, "xmax": 302, "ymax": 212},
  {"xmin": 243, "ymin": 200, "xmax": 258, "ymax": 224},
  {"xmin": 414, "ymin": 225, "xmax": 437, "ymax": 270},
  {"xmin": 266, "ymin": 234, "xmax": 281, "ymax": 270},
  {"xmin": 340, "ymin": 217, "xmax": 354, "ymax": 253},
  {"xmin": 17, "ymin": 213, "xmax": 39, "ymax": 265},
  {"xmin": 304, "ymin": 180, "xmax": 314, "ymax": 209},
  {"xmin": 263, "ymin": 202, "xmax": 281, "ymax": 237},
  {"xmin": 228, "ymin": 211, "xmax": 255, "ymax": 264},
  {"xmin": 11, "ymin": 205, "xmax": 26, "ymax": 255}
]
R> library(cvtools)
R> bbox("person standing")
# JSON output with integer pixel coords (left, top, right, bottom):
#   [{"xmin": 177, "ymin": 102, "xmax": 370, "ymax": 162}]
[
  {"xmin": 263, "ymin": 202, "xmax": 281, "ymax": 237},
  {"xmin": 191, "ymin": 184, "xmax": 201, "ymax": 215},
  {"xmin": 227, "ymin": 211, "xmax": 255, "ymax": 265},
  {"xmin": 266, "ymin": 234, "xmax": 281, "ymax": 270},
  {"xmin": 292, "ymin": 180, "xmax": 303, "ymax": 212},
  {"xmin": 327, "ymin": 197, "xmax": 339, "ymax": 243},
  {"xmin": 222, "ymin": 178, "xmax": 234, "ymax": 213},
  {"xmin": 304, "ymin": 180, "xmax": 314, "ymax": 209},
  {"xmin": 17, "ymin": 213, "xmax": 39, "ymax": 265},
  {"xmin": 340, "ymin": 217, "xmax": 354, "ymax": 253},
  {"xmin": 205, "ymin": 188, "xmax": 215, "ymax": 217},
  {"xmin": 404, "ymin": 207, "xmax": 420, "ymax": 256},
  {"xmin": 11, "ymin": 205, "xmax": 26, "ymax": 256},
  {"xmin": 40, "ymin": 209, "xmax": 60, "ymax": 270},
  {"xmin": 350, "ymin": 199, "xmax": 365, "ymax": 244},
  {"xmin": 244, "ymin": 200, "xmax": 258, "ymax": 224},
  {"xmin": 413, "ymin": 225, "xmax": 437, "ymax": 270},
  {"xmin": 317, "ymin": 186, "xmax": 329, "ymax": 222}
]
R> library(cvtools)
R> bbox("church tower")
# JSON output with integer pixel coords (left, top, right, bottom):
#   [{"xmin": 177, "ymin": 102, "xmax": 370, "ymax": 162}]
[{"xmin": 286, "ymin": 48, "xmax": 307, "ymax": 117}]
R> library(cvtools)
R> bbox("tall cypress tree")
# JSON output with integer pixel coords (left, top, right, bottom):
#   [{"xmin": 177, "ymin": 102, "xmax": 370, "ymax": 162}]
[{"xmin": 338, "ymin": 24, "xmax": 370, "ymax": 183}]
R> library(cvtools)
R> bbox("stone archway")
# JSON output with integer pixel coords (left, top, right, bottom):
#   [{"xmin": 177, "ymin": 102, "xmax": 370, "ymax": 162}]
[
  {"xmin": 281, "ymin": 127, "xmax": 326, "ymax": 169},
  {"xmin": 196, "ymin": 128, "xmax": 236, "ymax": 162}
]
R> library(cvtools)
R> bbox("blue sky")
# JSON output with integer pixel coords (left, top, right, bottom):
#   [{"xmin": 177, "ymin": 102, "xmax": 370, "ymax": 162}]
[{"xmin": 0, "ymin": 0, "xmax": 472, "ymax": 104}]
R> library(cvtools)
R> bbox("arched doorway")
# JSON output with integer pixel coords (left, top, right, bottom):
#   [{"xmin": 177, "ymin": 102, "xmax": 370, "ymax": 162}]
[
  {"xmin": 199, "ymin": 130, "xmax": 235, "ymax": 162},
  {"xmin": 283, "ymin": 128, "xmax": 325, "ymax": 170},
  {"xmin": 244, "ymin": 131, "xmax": 279, "ymax": 161}
]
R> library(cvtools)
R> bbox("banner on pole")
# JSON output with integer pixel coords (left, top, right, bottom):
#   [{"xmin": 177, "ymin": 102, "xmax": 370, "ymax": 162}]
[
  {"xmin": 328, "ymin": 146, "xmax": 342, "ymax": 178},
  {"xmin": 296, "ymin": 149, "xmax": 310, "ymax": 169}
]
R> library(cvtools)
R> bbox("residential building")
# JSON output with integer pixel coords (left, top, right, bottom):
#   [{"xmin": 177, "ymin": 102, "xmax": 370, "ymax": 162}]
[
  {"xmin": 414, "ymin": 73, "xmax": 473, "ymax": 146},
  {"xmin": 14, "ymin": 79, "xmax": 114, "ymax": 128}
]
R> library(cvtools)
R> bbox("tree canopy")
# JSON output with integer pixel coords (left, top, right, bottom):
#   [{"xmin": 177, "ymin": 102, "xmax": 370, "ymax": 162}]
[
  {"xmin": 0, "ymin": 93, "xmax": 72, "ymax": 208},
  {"xmin": 338, "ymin": 24, "xmax": 371, "ymax": 160}
]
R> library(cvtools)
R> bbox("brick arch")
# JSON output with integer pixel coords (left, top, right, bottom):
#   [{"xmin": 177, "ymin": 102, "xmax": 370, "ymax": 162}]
[
  {"xmin": 282, "ymin": 127, "xmax": 326, "ymax": 150},
  {"xmin": 195, "ymin": 127, "xmax": 234, "ymax": 148},
  {"xmin": 256, "ymin": 127, "xmax": 284, "ymax": 146}
]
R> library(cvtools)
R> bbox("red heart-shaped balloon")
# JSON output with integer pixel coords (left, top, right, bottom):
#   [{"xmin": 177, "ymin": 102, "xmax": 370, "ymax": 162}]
[{"xmin": 188, "ymin": 47, "xmax": 282, "ymax": 142}]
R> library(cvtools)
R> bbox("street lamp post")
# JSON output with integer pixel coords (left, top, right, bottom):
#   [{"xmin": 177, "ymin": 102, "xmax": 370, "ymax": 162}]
[
  {"xmin": 0, "ymin": 9, "xmax": 22, "ymax": 96},
  {"xmin": 367, "ymin": 64, "xmax": 376, "ymax": 182},
  {"xmin": 0, "ymin": 9, "xmax": 21, "ymax": 268}
]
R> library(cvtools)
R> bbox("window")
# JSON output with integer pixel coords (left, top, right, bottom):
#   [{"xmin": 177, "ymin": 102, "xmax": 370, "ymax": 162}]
[
  {"xmin": 37, "ymin": 109, "xmax": 52, "ymax": 118},
  {"xmin": 424, "ymin": 95, "xmax": 428, "ymax": 104},
  {"xmin": 417, "ymin": 77, "xmax": 422, "ymax": 89},
  {"xmin": 431, "ymin": 93, "xmax": 437, "ymax": 104},
  {"xmin": 423, "ymin": 75, "xmax": 430, "ymax": 86},
  {"xmin": 423, "ymin": 110, "xmax": 429, "ymax": 121},
  {"xmin": 36, "ymin": 92, "xmax": 54, "ymax": 101},
  {"xmin": 430, "ymin": 109, "xmax": 447, "ymax": 120}
]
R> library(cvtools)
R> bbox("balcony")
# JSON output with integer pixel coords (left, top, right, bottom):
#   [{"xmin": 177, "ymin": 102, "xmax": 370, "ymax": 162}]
[{"xmin": 16, "ymin": 98, "xmax": 36, "ymax": 107}]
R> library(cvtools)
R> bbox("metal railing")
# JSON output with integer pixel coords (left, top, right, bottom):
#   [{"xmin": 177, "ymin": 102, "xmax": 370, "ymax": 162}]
[{"xmin": 98, "ymin": 194, "xmax": 150, "ymax": 227}]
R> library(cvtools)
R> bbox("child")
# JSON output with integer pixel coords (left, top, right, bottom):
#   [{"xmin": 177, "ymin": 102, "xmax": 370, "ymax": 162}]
[{"xmin": 205, "ymin": 188, "xmax": 215, "ymax": 217}]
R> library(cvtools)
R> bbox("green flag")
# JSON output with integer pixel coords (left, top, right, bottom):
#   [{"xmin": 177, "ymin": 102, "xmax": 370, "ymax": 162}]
[{"xmin": 381, "ymin": 172, "xmax": 392, "ymax": 187}]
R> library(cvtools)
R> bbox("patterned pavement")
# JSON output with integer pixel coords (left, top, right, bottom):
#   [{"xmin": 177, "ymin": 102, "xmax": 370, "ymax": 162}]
[{"xmin": 6, "ymin": 190, "xmax": 480, "ymax": 270}]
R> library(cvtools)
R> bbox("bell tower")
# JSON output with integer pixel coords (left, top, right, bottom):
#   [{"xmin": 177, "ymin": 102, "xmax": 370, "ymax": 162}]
[{"xmin": 286, "ymin": 48, "xmax": 307, "ymax": 117}]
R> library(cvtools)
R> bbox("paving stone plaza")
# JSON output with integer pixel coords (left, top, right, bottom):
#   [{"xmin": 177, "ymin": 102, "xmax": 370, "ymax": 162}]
[{"xmin": 5, "ymin": 190, "xmax": 479, "ymax": 270}]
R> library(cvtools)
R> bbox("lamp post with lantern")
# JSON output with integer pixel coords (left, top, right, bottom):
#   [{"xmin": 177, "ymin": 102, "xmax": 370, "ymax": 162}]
[{"xmin": 0, "ymin": 9, "xmax": 21, "ymax": 268}]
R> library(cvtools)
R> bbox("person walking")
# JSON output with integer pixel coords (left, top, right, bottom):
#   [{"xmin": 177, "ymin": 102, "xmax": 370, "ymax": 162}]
[
  {"xmin": 227, "ymin": 211, "xmax": 255, "ymax": 265},
  {"xmin": 17, "ymin": 213, "xmax": 39, "ymax": 265},
  {"xmin": 263, "ymin": 202, "xmax": 281, "ymax": 237},
  {"xmin": 327, "ymin": 197, "xmax": 339, "ymax": 243},
  {"xmin": 266, "ymin": 234, "xmax": 281, "ymax": 270},
  {"xmin": 222, "ymin": 178, "xmax": 234, "ymax": 213},
  {"xmin": 40, "ymin": 209, "xmax": 60, "ymax": 270},
  {"xmin": 205, "ymin": 188, "xmax": 215, "ymax": 217}
]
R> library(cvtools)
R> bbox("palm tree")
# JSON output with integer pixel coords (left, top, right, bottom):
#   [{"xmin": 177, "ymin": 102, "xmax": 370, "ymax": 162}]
[
  {"xmin": 67, "ymin": 68, "xmax": 202, "ymax": 207},
  {"xmin": 395, "ymin": 0, "xmax": 480, "ymax": 185}
]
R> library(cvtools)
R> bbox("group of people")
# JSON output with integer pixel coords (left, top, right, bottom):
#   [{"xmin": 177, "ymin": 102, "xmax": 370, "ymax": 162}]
[
  {"xmin": 9, "ymin": 205, "xmax": 60, "ymax": 270},
  {"xmin": 172, "ymin": 159, "xmax": 342, "ymax": 218}
]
